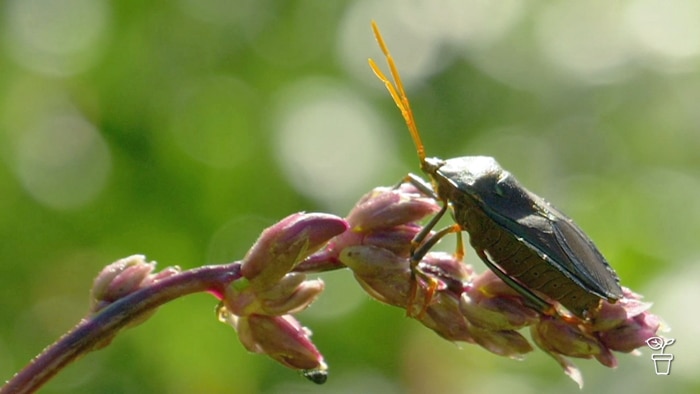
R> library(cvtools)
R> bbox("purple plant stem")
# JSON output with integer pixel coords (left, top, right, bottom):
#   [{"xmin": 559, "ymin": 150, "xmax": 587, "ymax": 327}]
[{"xmin": 1, "ymin": 263, "xmax": 242, "ymax": 394}]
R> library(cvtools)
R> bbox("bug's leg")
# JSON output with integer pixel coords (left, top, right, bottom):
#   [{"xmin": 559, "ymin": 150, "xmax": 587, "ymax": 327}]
[
  {"xmin": 411, "ymin": 198, "xmax": 448, "ymax": 252},
  {"xmin": 397, "ymin": 173, "xmax": 439, "ymax": 199},
  {"xmin": 473, "ymin": 248, "xmax": 555, "ymax": 316},
  {"xmin": 407, "ymin": 222, "xmax": 461, "ymax": 318},
  {"xmin": 454, "ymin": 227, "xmax": 464, "ymax": 261},
  {"xmin": 404, "ymin": 201, "xmax": 447, "ymax": 317},
  {"xmin": 392, "ymin": 176, "xmax": 455, "ymax": 318}
]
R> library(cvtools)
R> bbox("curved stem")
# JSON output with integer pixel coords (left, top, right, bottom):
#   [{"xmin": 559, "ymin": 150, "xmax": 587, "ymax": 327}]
[{"xmin": 1, "ymin": 263, "xmax": 241, "ymax": 394}]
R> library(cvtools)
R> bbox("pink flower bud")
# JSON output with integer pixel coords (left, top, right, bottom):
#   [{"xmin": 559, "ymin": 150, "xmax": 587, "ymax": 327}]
[
  {"xmin": 220, "ymin": 308, "xmax": 326, "ymax": 372},
  {"xmin": 242, "ymin": 213, "xmax": 348, "ymax": 287},
  {"xmin": 418, "ymin": 292, "xmax": 473, "ymax": 343},
  {"xmin": 460, "ymin": 292, "xmax": 539, "ymax": 331},
  {"xmin": 471, "ymin": 270, "xmax": 520, "ymax": 298},
  {"xmin": 588, "ymin": 300, "xmax": 628, "ymax": 332},
  {"xmin": 532, "ymin": 317, "xmax": 603, "ymax": 359},
  {"xmin": 90, "ymin": 255, "xmax": 155, "ymax": 313},
  {"xmin": 346, "ymin": 186, "xmax": 440, "ymax": 231},
  {"xmin": 146, "ymin": 266, "xmax": 181, "ymax": 283},
  {"xmin": 590, "ymin": 287, "xmax": 651, "ymax": 331},
  {"xmin": 224, "ymin": 273, "xmax": 324, "ymax": 317},
  {"xmin": 340, "ymin": 245, "xmax": 413, "ymax": 307},
  {"xmin": 259, "ymin": 276, "xmax": 325, "ymax": 315},
  {"xmin": 223, "ymin": 278, "xmax": 261, "ymax": 317},
  {"xmin": 362, "ymin": 224, "xmax": 422, "ymax": 258},
  {"xmin": 467, "ymin": 323, "xmax": 533, "ymax": 359},
  {"xmin": 420, "ymin": 252, "xmax": 473, "ymax": 285},
  {"xmin": 595, "ymin": 346, "xmax": 618, "ymax": 368},
  {"xmin": 598, "ymin": 311, "xmax": 661, "ymax": 352}
]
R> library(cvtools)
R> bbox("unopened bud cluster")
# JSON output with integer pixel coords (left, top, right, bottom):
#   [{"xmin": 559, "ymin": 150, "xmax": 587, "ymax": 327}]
[
  {"xmin": 88, "ymin": 185, "xmax": 664, "ymax": 387},
  {"xmin": 89, "ymin": 255, "xmax": 180, "ymax": 347},
  {"xmin": 91, "ymin": 255, "xmax": 180, "ymax": 315},
  {"xmin": 218, "ymin": 213, "xmax": 348, "ymax": 383}
]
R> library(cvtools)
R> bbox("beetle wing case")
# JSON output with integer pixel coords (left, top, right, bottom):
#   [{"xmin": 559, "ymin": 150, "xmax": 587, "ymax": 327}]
[{"xmin": 436, "ymin": 156, "xmax": 623, "ymax": 302}]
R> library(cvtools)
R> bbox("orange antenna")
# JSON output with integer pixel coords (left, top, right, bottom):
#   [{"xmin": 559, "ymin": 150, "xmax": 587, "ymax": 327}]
[{"xmin": 368, "ymin": 21, "xmax": 426, "ymax": 163}]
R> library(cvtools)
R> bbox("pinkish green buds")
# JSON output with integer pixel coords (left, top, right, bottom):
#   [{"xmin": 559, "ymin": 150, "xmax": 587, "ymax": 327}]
[
  {"xmin": 532, "ymin": 317, "xmax": 605, "ymax": 359},
  {"xmin": 230, "ymin": 212, "xmax": 346, "ymax": 316},
  {"xmin": 295, "ymin": 185, "xmax": 441, "ymax": 273},
  {"xmin": 218, "ymin": 307, "xmax": 326, "ymax": 378},
  {"xmin": 599, "ymin": 311, "xmax": 660, "ymax": 353},
  {"xmin": 332, "ymin": 185, "xmax": 442, "ymax": 275},
  {"xmin": 468, "ymin": 324, "xmax": 534, "ymax": 359},
  {"xmin": 596, "ymin": 289, "xmax": 660, "ymax": 353},
  {"xmin": 419, "ymin": 291, "xmax": 473, "ymax": 343},
  {"xmin": 342, "ymin": 244, "xmax": 535, "ymax": 358},
  {"xmin": 341, "ymin": 245, "xmax": 414, "ymax": 306},
  {"xmin": 241, "ymin": 213, "xmax": 348, "ymax": 288},
  {"xmin": 220, "ymin": 213, "xmax": 345, "ymax": 383},
  {"xmin": 225, "ymin": 273, "xmax": 325, "ymax": 317},
  {"xmin": 528, "ymin": 288, "xmax": 663, "ymax": 387},
  {"xmin": 346, "ymin": 184, "xmax": 440, "ymax": 231},
  {"xmin": 88, "ymin": 255, "xmax": 180, "ymax": 349},
  {"xmin": 463, "ymin": 269, "xmax": 539, "ymax": 331},
  {"xmin": 90, "ymin": 255, "xmax": 180, "ymax": 315}
]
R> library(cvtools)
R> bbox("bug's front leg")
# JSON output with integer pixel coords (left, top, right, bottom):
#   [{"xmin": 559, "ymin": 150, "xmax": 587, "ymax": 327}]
[
  {"xmin": 393, "ymin": 174, "xmax": 467, "ymax": 317},
  {"xmin": 396, "ymin": 173, "xmax": 439, "ymax": 200}
]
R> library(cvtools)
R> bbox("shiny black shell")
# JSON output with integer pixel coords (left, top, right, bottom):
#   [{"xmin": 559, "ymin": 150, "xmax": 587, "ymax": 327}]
[{"xmin": 425, "ymin": 156, "xmax": 622, "ymax": 317}]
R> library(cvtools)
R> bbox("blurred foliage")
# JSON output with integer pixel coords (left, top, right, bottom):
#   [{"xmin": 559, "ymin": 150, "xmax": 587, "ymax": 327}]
[{"xmin": 1, "ymin": 1, "xmax": 699, "ymax": 393}]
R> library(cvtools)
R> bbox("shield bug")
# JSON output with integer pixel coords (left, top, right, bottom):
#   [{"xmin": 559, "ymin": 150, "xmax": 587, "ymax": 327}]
[{"xmin": 367, "ymin": 21, "xmax": 622, "ymax": 319}]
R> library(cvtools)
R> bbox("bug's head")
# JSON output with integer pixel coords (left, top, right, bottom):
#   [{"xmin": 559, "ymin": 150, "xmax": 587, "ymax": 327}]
[{"xmin": 422, "ymin": 157, "xmax": 446, "ymax": 177}]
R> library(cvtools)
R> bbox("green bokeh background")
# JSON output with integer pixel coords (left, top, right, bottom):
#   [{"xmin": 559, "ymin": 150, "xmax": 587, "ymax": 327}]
[{"xmin": 1, "ymin": 1, "xmax": 698, "ymax": 393}]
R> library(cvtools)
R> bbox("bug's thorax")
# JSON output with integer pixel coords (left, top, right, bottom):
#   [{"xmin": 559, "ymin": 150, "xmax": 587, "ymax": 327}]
[{"xmin": 421, "ymin": 155, "xmax": 504, "ymax": 214}]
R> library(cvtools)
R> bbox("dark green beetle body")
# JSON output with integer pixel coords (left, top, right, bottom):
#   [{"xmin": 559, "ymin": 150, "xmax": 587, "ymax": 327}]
[
  {"xmin": 428, "ymin": 156, "xmax": 622, "ymax": 317},
  {"xmin": 369, "ymin": 21, "xmax": 623, "ymax": 319}
]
